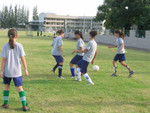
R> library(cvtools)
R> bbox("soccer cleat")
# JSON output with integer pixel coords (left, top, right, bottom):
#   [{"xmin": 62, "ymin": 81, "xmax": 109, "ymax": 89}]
[
  {"xmin": 88, "ymin": 82, "xmax": 94, "ymax": 85},
  {"xmin": 75, "ymin": 77, "xmax": 78, "ymax": 81},
  {"xmin": 111, "ymin": 73, "xmax": 117, "ymax": 77},
  {"xmin": 58, "ymin": 76, "xmax": 65, "ymax": 79},
  {"xmin": 23, "ymin": 103, "xmax": 29, "ymax": 111},
  {"xmin": 51, "ymin": 69, "xmax": 56, "ymax": 73},
  {"xmin": 2, "ymin": 104, "xmax": 8, "ymax": 109},
  {"xmin": 129, "ymin": 71, "xmax": 135, "ymax": 78},
  {"xmin": 70, "ymin": 76, "xmax": 75, "ymax": 78},
  {"xmin": 78, "ymin": 78, "xmax": 82, "ymax": 82}
]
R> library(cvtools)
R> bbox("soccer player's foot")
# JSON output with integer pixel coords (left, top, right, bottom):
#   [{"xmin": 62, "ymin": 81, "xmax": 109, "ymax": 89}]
[
  {"xmin": 51, "ymin": 69, "xmax": 56, "ymax": 73},
  {"xmin": 78, "ymin": 78, "xmax": 82, "ymax": 82},
  {"xmin": 70, "ymin": 76, "xmax": 75, "ymax": 78},
  {"xmin": 111, "ymin": 73, "xmax": 117, "ymax": 77},
  {"xmin": 23, "ymin": 103, "xmax": 29, "ymax": 111},
  {"xmin": 129, "ymin": 70, "xmax": 134, "ymax": 78},
  {"xmin": 75, "ymin": 77, "xmax": 78, "ymax": 81},
  {"xmin": 58, "ymin": 76, "xmax": 65, "ymax": 79},
  {"xmin": 2, "ymin": 104, "xmax": 8, "ymax": 109},
  {"xmin": 88, "ymin": 82, "xmax": 94, "ymax": 85}
]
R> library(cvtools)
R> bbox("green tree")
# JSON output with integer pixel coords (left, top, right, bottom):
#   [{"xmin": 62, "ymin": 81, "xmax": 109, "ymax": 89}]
[
  {"xmin": 95, "ymin": 0, "xmax": 150, "ymax": 30},
  {"xmin": 32, "ymin": 6, "xmax": 39, "ymax": 20}
]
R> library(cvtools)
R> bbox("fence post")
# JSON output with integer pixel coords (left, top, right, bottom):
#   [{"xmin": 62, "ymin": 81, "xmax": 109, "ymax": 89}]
[
  {"xmin": 146, "ymin": 30, "xmax": 150, "ymax": 39},
  {"xmin": 106, "ymin": 30, "xmax": 110, "ymax": 36},
  {"xmin": 130, "ymin": 30, "xmax": 135, "ymax": 38}
]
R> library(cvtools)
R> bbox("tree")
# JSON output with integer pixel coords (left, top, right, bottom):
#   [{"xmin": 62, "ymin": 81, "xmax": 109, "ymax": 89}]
[
  {"xmin": 32, "ymin": 6, "xmax": 39, "ymax": 20},
  {"xmin": 95, "ymin": 0, "xmax": 150, "ymax": 30}
]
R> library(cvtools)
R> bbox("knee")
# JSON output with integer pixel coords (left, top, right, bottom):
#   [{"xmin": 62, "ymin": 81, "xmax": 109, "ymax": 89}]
[
  {"xmin": 120, "ymin": 62, "xmax": 124, "ymax": 65},
  {"xmin": 70, "ymin": 63, "xmax": 73, "ymax": 67},
  {"xmin": 112, "ymin": 61, "xmax": 116, "ymax": 64},
  {"xmin": 4, "ymin": 84, "xmax": 10, "ymax": 90},
  {"xmin": 59, "ymin": 62, "xmax": 63, "ymax": 65},
  {"xmin": 17, "ymin": 86, "xmax": 24, "ymax": 92}
]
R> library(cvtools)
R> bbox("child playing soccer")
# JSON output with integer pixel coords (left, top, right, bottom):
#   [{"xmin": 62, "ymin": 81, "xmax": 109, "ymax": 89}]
[
  {"xmin": 0, "ymin": 28, "xmax": 29, "ymax": 111},
  {"xmin": 51, "ymin": 30, "xmax": 65, "ymax": 79},
  {"xmin": 70, "ymin": 31, "xmax": 85, "ymax": 78},
  {"xmin": 72, "ymin": 31, "xmax": 98, "ymax": 84},
  {"xmin": 108, "ymin": 30, "xmax": 134, "ymax": 77}
]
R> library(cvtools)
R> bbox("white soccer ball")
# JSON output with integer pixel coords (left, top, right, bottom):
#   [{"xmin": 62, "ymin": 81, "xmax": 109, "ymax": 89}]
[{"xmin": 93, "ymin": 65, "xmax": 100, "ymax": 71}]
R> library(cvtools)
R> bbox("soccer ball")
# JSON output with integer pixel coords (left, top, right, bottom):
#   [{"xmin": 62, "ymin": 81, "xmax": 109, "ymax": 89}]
[{"xmin": 93, "ymin": 65, "xmax": 100, "ymax": 71}]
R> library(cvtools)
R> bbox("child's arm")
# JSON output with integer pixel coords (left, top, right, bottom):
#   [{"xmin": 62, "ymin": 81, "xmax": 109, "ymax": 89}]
[
  {"xmin": 21, "ymin": 57, "xmax": 29, "ymax": 76},
  {"xmin": 58, "ymin": 46, "xmax": 65, "ymax": 57},
  {"xmin": 72, "ymin": 47, "xmax": 84, "ymax": 54},
  {"xmin": 91, "ymin": 49, "xmax": 98, "ymax": 64},
  {"xmin": 72, "ymin": 48, "xmax": 87, "ymax": 54},
  {"xmin": 121, "ymin": 43, "xmax": 124, "ymax": 53},
  {"xmin": 0, "ymin": 58, "xmax": 7, "ymax": 78},
  {"xmin": 108, "ymin": 45, "xmax": 117, "ymax": 48}
]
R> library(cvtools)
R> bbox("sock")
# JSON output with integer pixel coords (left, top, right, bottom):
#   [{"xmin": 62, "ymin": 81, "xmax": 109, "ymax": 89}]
[
  {"xmin": 77, "ymin": 68, "xmax": 81, "ymax": 79},
  {"xmin": 19, "ymin": 91, "xmax": 27, "ymax": 107},
  {"xmin": 83, "ymin": 73, "xmax": 92, "ymax": 83},
  {"xmin": 58, "ymin": 65, "xmax": 63, "ymax": 77},
  {"xmin": 53, "ymin": 63, "xmax": 59, "ymax": 71},
  {"xmin": 113, "ymin": 67, "xmax": 117, "ymax": 73},
  {"xmin": 3, "ymin": 90, "xmax": 9, "ymax": 105},
  {"xmin": 70, "ymin": 67, "xmax": 75, "ymax": 77}
]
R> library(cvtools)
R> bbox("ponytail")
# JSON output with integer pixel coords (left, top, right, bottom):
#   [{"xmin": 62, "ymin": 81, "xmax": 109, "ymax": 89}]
[
  {"xmin": 74, "ymin": 30, "xmax": 84, "ymax": 40},
  {"xmin": 8, "ymin": 28, "xmax": 17, "ymax": 49},
  {"xmin": 115, "ymin": 29, "xmax": 125, "ymax": 40}
]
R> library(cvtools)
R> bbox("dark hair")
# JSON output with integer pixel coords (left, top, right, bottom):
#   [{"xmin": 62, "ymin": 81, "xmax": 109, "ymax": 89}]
[
  {"xmin": 56, "ymin": 30, "xmax": 64, "ymax": 35},
  {"xmin": 8, "ymin": 28, "xmax": 17, "ymax": 49},
  {"xmin": 115, "ymin": 29, "xmax": 125, "ymax": 39},
  {"xmin": 74, "ymin": 30, "xmax": 84, "ymax": 40},
  {"xmin": 89, "ymin": 31, "xmax": 98, "ymax": 38}
]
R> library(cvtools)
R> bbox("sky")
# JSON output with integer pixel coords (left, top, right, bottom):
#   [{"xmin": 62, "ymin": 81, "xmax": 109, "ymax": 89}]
[{"xmin": 0, "ymin": 0, "xmax": 104, "ymax": 20}]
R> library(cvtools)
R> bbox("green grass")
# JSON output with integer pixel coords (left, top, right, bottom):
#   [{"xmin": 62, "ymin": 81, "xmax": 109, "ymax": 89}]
[{"xmin": 0, "ymin": 31, "xmax": 150, "ymax": 113}]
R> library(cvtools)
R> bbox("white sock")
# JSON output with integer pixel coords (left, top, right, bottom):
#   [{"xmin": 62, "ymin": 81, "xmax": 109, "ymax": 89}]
[
  {"xmin": 113, "ymin": 67, "xmax": 116, "ymax": 73},
  {"xmin": 83, "ymin": 73, "xmax": 92, "ymax": 83},
  {"xmin": 77, "ymin": 68, "xmax": 81, "ymax": 79}
]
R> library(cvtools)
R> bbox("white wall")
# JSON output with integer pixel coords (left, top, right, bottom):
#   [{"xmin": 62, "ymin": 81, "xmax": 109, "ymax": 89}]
[{"xmin": 65, "ymin": 30, "xmax": 150, "ymax": 50}]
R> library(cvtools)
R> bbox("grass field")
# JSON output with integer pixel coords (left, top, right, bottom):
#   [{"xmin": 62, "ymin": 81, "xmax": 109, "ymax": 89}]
[{"xmin": 0, "ymin": 31, "xmax": 150, "ymax": 113}]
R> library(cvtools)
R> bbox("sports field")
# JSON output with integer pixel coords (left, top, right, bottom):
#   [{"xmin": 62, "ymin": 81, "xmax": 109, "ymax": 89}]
[{"xmin": 0, "ymin": 31, "xmax": 150, "ymax": 113}]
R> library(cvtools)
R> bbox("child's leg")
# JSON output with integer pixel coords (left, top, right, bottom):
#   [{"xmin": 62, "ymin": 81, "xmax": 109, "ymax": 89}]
[
  {"xmin": 70, "ymin": 63, "xmax": 75, "ymax": 77},
  {"xmin": 53, "ymin": 63, "xmax": 59, "ymax": 71},
  {"xmin": 3, "ymin": 84, "xmax": 10, "ymax": 106},
  {"xmin": 112, "ymin": 61, "xmax": 117, "ymax": 74},
  {"xmin": 17, "ymin": 86, "xmax": 27, "ymax": 107},
  {"xmin": 76, "ymin": 65, "xmax": 81, "ymax": 80},
  {"xmin": 120, "ymin": 61, "xmax": 131, "ymax": 72},
  {"xmin": 83, "ymin": 73, "xmax": 94, "ymax": 84},
  {"xmin": 58, "ymin": 62, "xmax": 63, "ymax": 77}
]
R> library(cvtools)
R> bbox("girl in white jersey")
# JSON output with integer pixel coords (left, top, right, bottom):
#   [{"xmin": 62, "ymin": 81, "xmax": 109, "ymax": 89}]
[
  {"xmin": 70, "ymin": 31, "xmax": 85, "ymax": 78},
  {"xmin": 108, "ymin": 30, "xmax": 134, "ymax": 77},
  {"xmin": 0, "ymin": 29, "xmax": 29, "ymax": 111}
]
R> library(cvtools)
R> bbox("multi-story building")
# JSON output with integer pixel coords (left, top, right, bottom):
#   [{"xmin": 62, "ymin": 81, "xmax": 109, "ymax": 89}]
[{"xmin": 30, "ymin": 13, "xmax": 104, "ymax": 32}]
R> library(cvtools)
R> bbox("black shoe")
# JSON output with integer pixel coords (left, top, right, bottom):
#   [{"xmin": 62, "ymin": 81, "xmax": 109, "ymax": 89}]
[
  {"xmin": 2, "ymin": 104, "xmax": 8, "ymax": 109},
  {"xmin": 129, "ymin": 71, "xmax": 134, "ymax": 78},
  {"xmin": 51, "ymin": 69, "xmax": 56, "ymax": 73},
  {"xmin": 23, "ymin": 103, "xmax": 29, "ymax": 111},
  {"xmin": 111, "ymin": 73, "xmax": 117, "ymax": 77}
]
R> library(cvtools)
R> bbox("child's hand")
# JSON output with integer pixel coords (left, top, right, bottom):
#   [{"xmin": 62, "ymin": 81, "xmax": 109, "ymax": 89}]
[
  {"xmin": 0, "ymin": 72, "xmax": 4, "ymax": 78},
  {"xmin": 25, "ymin": 70, "xmax": 29, "ymax": 76},
  {"xmin": 91, "ymin": 60, "xmax": 94, "ymax": 64},
  {"xmin": 121, "ymin": 49, "xmax": 124, "ymax": 53},
  {"xmin": 72, "ymin": 50, "xmax": 76, "ymax": 54}
]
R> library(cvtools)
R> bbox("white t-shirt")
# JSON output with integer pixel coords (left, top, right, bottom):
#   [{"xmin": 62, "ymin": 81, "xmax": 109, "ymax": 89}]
[
  {"xmin": 1, "ymin": 42, "xmax": 26, "ymax": 78},
  {"xmin": 116, "ymin": 38, "xmax": 125, "ymax": 54},
  {"xmin": 76, "ymin": 38, "xmax": 85, "ymax": 56}
]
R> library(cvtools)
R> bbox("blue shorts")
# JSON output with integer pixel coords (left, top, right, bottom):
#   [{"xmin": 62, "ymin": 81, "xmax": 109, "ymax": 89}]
[
  {"xmin": 114, "ymin": 54, "xmax": 126, "ymax": 62},
  {"xmin": 53, "ymin": 55, "xmax": 64, "ymax": 64},
  {"xmin": 77, "ymin": 59, "xmax": 89, "ymax": 74},
  {"xmin": 3, "ymin": 76, "xmax": 23, "ymax": 87},
  {"xmin": 70, "ymin": 55, "xmax": 83, "ymax": 64}
]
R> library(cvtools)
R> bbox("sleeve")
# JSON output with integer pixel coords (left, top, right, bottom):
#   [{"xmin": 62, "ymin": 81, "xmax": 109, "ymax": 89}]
[
  {"xmin": 79, "ymin": 40, "xmax": 84, "ymax": 48},
  {"xmin": 119, "ymin": 38, "xmax": 124, "ymax": 44},
  {"xmin": 1, "ymin": 45, "xmax": 7, "ymax": 58},
  {"xmin": 58, "ymin": 38, "xmax": 62, "ymax": 47},
  {"xmin": 20, "ymin": 45, "xmax": 26, "ymax": 58},
  {"xmin": 86, "ymin": 42, "xmax": 91, "ymax": 50},
  {"xmin": 51, "ymin": 41, "xmax": 54, "ymax": 46}
]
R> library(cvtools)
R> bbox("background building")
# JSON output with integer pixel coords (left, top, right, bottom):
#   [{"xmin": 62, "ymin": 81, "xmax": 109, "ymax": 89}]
[{"xmin": 30, "ymin": 13, "xmax": 104, "ymax": 32}]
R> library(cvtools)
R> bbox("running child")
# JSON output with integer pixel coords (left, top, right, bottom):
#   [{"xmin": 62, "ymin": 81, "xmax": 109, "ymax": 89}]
[
  {"xmin": 73, "ymin": 31, "xmax": 98, "ymax": 85},
  {"xmin": 108, "ymin": 29, "xmax": 134, "ymax": 77},
  {"xmin": 70, "ymin": 31, "xmax": 85, "ymax": 78},
  {"xmin": 51, "ymin": 30, "xmax": 65, "ymax": 79},
  {"xmin": 0, "ymin": 28, "xmax": 29, "ymax": 111}
]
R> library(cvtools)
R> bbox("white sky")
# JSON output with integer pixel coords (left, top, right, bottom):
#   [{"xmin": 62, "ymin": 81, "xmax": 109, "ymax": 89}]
[{"xmin": 0, "ymin": 0, "xmax": 103, "ymax": 20}]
